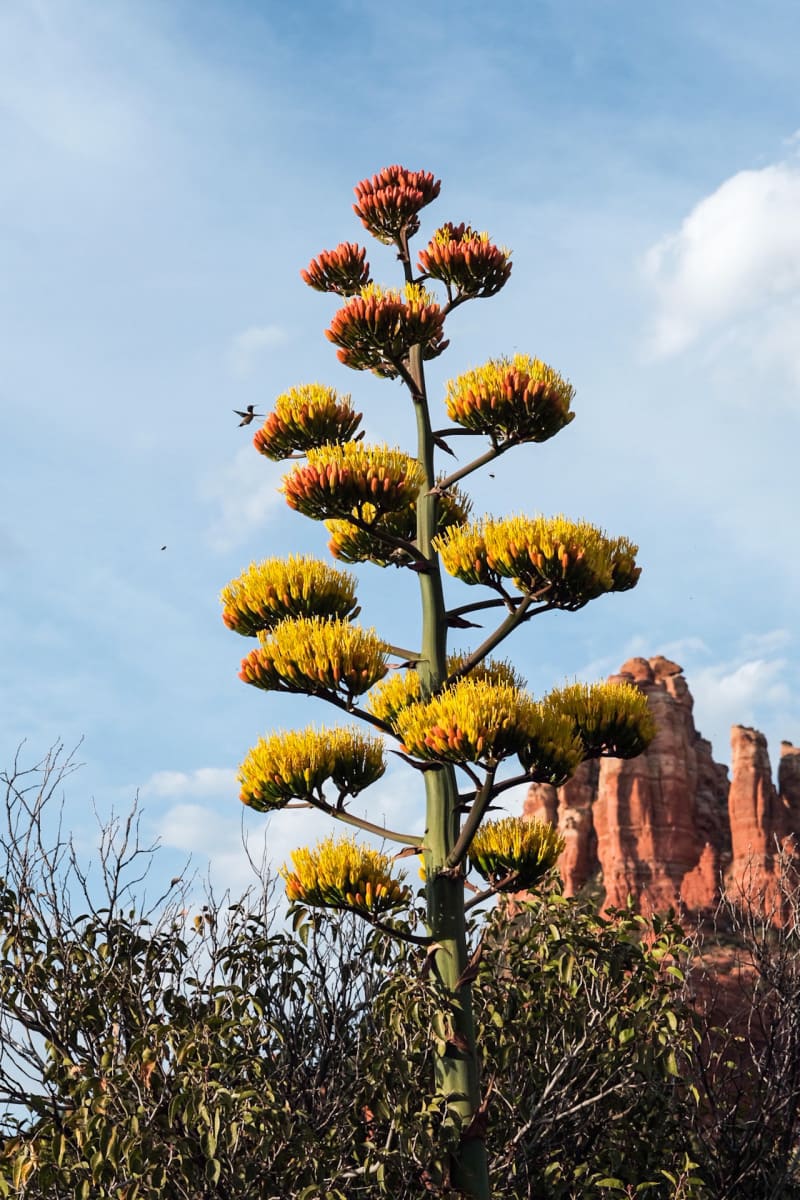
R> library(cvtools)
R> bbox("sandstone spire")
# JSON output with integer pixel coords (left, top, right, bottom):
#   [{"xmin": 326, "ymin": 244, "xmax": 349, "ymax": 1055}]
[{"xmin": 524, "ymin": 656, "xmax": 795, "ymax": 917}]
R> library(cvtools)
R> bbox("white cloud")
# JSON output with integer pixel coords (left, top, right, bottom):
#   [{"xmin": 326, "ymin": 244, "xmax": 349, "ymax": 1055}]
[
  {"xmin": 148, "ymin": 762, "xmax": 428, "ymax": 898},
  {"xmin": 228, "ymin": 325, "xmax": 288, "ymax": 378},
  {"xmin": 657, "ymin": 636, "xmax": 712, "ymax": 661},
  {"xmin": 739, "ymin": 628, "xmax": 792, "ymax": 657},
  {"xmin": 154, "ymin": 801, "xmax": 270, "ymax": 896},
  {"xmin": 575, "ymin": 636, "xmax": 710, "ymax": 686},
  {"xmin": 692, "ymin": 657, "xmax": 790, "ymax": 717},
  {"xmin": 142, "ymin": 766, "xmax": 237, "ymax": 799},
  {"xmin": 688, "ymin": 653, "xmax": 793, "ymax": 768},
  {"xmin": 203, "ymin": 445, "xmax": 285, "ymax": 551},
  {"xmin": 642, "ymin": 157, "xmax": 800, "ymax": 378}
]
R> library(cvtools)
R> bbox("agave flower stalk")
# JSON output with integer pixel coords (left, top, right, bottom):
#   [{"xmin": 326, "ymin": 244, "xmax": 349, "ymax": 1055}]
[
  {"xmin": 221, "ymin": 164, "xmax": 653, "ymax": 1200},
  {"xmin": 399, "ymin": 318, "xmax": 495, "ymax": 1194}
]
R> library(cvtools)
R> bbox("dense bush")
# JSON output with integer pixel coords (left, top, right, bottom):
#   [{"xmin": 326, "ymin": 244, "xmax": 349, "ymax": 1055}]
[
  {"xmin": 687, "ymin": 855, "xmax": 800, "ymax": 1200},
  {"xmin": 2, "ymin": 747, "xmax": 799, "ymax": 1199},
  {"xmin": 0, "ymin": 745, "xmax": 698, "ymax": 1199}
]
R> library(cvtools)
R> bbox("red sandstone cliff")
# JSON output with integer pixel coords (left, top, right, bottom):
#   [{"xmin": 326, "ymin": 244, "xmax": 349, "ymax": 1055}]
[{"xmin": 524, "ymin": 655, "xmax": 797, "ymax": 916}]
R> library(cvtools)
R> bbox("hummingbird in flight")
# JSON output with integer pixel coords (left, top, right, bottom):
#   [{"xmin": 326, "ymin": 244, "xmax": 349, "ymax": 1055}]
[{"xmin": 233, "ymin": 405, "xmax": 264, "ymax": 426}]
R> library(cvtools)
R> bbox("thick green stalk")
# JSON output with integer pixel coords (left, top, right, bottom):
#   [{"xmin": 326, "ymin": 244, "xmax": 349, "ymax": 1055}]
[{"xmin": 409, "ymin": 344, "xmax": 491, "ymax": 1199}]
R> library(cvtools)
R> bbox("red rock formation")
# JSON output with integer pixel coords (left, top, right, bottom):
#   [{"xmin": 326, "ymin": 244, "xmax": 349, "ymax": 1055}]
[
  {"xmin": 779, "ymin": 741, "xmax": 800, "ymax": 817},
  {"xmin": 592, "ymin": 656, "xmax": 729, "ymax": 915},
  {"xmin": 727, "ymin": 729, "xmax": 799, "ymax": 912},
  {"xmin": 525, "ymin": 759, "xmax": 599, "ymax": 897},
  {"xmin": 522, "ymin": 656, "xmax": 796, "ymax": 917}
]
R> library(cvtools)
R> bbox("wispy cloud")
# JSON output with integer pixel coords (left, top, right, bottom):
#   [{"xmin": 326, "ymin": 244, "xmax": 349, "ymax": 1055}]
[
  {"xmin": 149, "ymin": 763, "xmax": 428, "ymax": 896},
  {"xmin": 692, "ymin": 657, "xmax": 790, "ymax": 719},
  {"xmin": 674, "ymin": 631, "xmax": 796, "ymax": 767},
  {"xmin": 142, "ymin": 766, "xmax": 238, "ymax": 800},
  {"xmin": 739, "ymin": 629, "xmax": 792, "ymax": 657},
  {"xmin": 154, "ymin": 801, "xmax": 269, "ymax": 895},
  {"xmin": 228, "ymin": 325, "xmax": 288, "ymax": 378},
  {"xmin": 641, "ymin": 150, "xmax": 800, "ymax": 382},
  {"xmin": 202, "ymin": 445, "xmax": 285, "ymax": 551}
]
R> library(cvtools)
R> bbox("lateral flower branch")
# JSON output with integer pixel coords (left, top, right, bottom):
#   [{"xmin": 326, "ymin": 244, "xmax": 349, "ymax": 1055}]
[{"xmin": 220, "ymin": 164, "xmax": 655, "ymax": 1200}]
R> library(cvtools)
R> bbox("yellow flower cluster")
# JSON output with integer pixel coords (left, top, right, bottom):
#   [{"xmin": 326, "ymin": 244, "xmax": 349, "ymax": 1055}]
[
  {"xmin": 367, "ymin": 655, "xmax": 526, "ymax": 729},
  {"xmin": 367, "ymin": 670, "xmax": 424, "ymax": 727},
  {"xmin": 545, "ymin": 681, "xmax": 656, "ymax": 760},
  {"xmin": 447, "ymin": 653, "xmax": 527, "ymax": 691},
  {"xmin": 325, "ymin": 283, "xmax": 448, "ymax": 378},
  {"xmin": 444, "ymin": 355, "xmax": 575, "ymax": 443},
  {"xmin": 300, "ymin": 243, "xmax": 371, "ymax": 296},
  {"xmin": 418, "ymin": 223, "xmax": 512, "ymax": 299},
  {"xmin": 238, "ymin": 725, "xmax": 385, "ymax": 811},
  {"xmin": 352, "ymin": 164, "xmax": 441, "ymax": 244},
  {"xmin": 220, "ymin": 556, "xmax": 359, "ymax": 637},
  {"xmin": 239, "ymin": 616, "xmax": 388, "ymax": 700},
  {"xmin": 469, "ymin": 816, "xmax": 565, "ymax": 891},
  {"xmin": 254, "ymin": 384, "xmax": 362, "ymax": 461},
  {"xmin": 434, "ymin": 514, "xmax": 641, "ymax": 607},
  {"xmin": 516, "ymin": 703, "xmax": 584, "ymax": 785},
  {"xmin": 324, "ymin": 482, "xmax": 471, "ymax": 567},
  {"xmin": 432, "ymin": 519, "xmax": 498, "ymax": 587},
  {"xmin": 282, "ymin": 835, "xmax": 411, "ymax": 913},
  {"xmin": 394, "ymin": 678, "xmax": 543, "ymax": 766},
  {"xmin": 282, "ymin": 442, "xmax": 423, "ymax": 523}
]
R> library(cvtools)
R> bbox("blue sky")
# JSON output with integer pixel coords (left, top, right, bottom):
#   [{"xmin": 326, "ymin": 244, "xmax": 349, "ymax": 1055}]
[{"xmin": 2, "ymin": 0, "xmax": 798, "ymax": 896}]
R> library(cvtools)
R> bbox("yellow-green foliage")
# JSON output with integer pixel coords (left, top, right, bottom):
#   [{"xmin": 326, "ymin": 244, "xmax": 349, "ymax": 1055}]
[
  {"xmin": 238, "ymin": 725, "xmax": 385, "ymax": 811},
  {"xmin": 282, "ymin": 835, "xmax": 410, "ymax": 913},
  {"xmin": 282, "ymin": 442, "xmax": 423, "ymax": 522},
  {"xmin": 469, "ymin": 816, "xmax": 565, "ymax": 890},
  {"xmin": 220, "ymin": 556, "xmax": 359, "ymax": 637},
  {"xmin": 239, "ymin": 616, "xmax": 388, "ymax": 699},
  {"xmin": 254, "ymin": 383, "xmax": 362, "ymax": 460},
  {"xmin": 445, "ymin": 354, "xmax": 574, "ymax": 442},
  {"xmin": 545, "ymin": 681, "xmax": 657, "ymax": 759}
]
